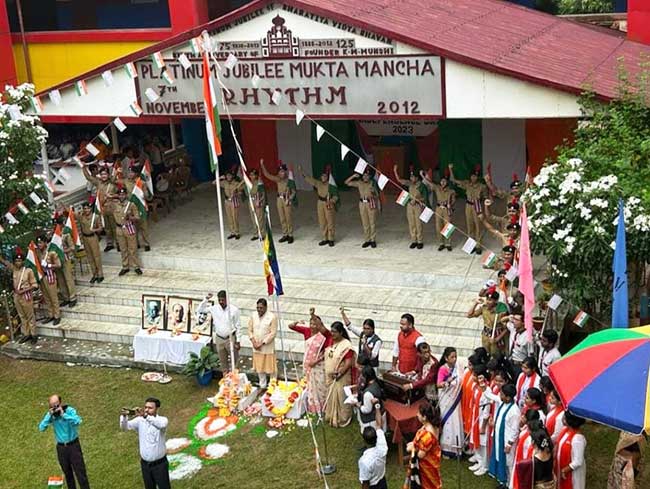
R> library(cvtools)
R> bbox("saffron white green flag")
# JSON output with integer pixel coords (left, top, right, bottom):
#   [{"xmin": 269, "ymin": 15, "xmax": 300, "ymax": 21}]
[
  {"xmin": 98, "ymin": 131, "xmax": 110, "ymax": 145},
  {"xmin": 129, "ymin": 178, "xmax": 148, "ymax": 219},
  {"xmin": 573, "ymin": 311, "xmax": 589, "ymax": 328},
  {"xmin": 482, "ymin": 251, "xmax": 497, "ymax": 268},
  {"xmin": 26, "ymin": 241, "xmax": 44, "ymax": 283},
  {"xmin": 124, "ymin": 62, "xmax": 138, "ymax": 79},
  {"xmin": 202, "ymin": 51, "xmax": 222, "ymax": 172},
  {"xmin": 75, "ymin": 80, "xmax": 88, "ymax": 97},
  {"xmin": 63, "ymin": 207, "xmax": 82, "ymax": 249},
  {"xmin": 47, "ymin": 476, "xmax": 64, "ymax": 486},
  {"xmin": 48, "ymin": 225, "xmax": 65, "ymax": 263},
  {"xmin": 140, "ymin": 160, "xmax": 154, "ymax": 196},
  {"xmin": 396, "ymin": 190, "xmax": 411, "ymax": 206},
  {"xmin": 440, "ymin": 222, "xmax": 456, "ymax": 239}
]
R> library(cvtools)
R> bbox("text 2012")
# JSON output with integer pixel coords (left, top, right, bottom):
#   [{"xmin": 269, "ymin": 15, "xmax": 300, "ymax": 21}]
[{"xmin": 377, "ymin": 101, "xmax": 421, "ymax": 114}]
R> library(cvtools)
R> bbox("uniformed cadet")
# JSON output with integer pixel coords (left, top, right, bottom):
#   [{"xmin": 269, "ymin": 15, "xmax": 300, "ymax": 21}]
[
  {"xmin": 79, "ymin": 200, "xmax": 104, "ymax": 283},
  {"xmin": 484, "ymin": 199, "xmax": 520, "ymax": 233},
  {"xmin": 219, "ymin": 170, "xmax": 245, "ymax": 240},
  {"xmin": 481, "ymin": 217, "xmax": 521, "ymax": 248},
  {"xmin": 467, "ymin": 290, "xmax": 508, "ymax": 356},
  {"xmin": 449, "ymin": 164, "xmax": 487, "ymax": 254},
  {"xmin": 393, "ymin": 165, "xmax": 428, "ymax": 249},
  {"xmin": 82, "ymin": 165, "xmax": 117, "ymax": 251},
  {"xmin": 56, "ymin": 214, "xmax": 77, "ymax": 307},
  {"xmin": 36, "ymin": 236, "xmax": 61, "ymax": 325},
  {"xmin": 112, "ymin": 186, "xmax": 142, "ymax": 276},
  {"xmin": 260, "ymin": 159, "xmax": 296, "ymax": 244},
  {"xmin": 247, "ymin": 169, "xmax": 267, "ymax": 240},
  {"xmin": 422, "ymin": 168, "xmax": 456, "ymax": 251},
  {"xmin": 0, "ymin": 251, "xmax": 38, "ymax": 343},
  {"xmin": 299, "ymin": 165, "xmax": 339, "ymax": 247},
  {"xmin": 121, "ymin": 163, "xmax": 152, "ymax": 251},
  {"xmin": 345, "ymin": 168, "xmax": 379, "ymax": 248},
  {"xmin": 485, "ymin": 171, "xmax": 524, "ymax": 203}
]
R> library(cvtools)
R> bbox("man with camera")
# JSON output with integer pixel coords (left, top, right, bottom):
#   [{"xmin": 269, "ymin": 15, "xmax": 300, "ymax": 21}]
[
  {"xmin": 120, "ymin": 397, "xmax": 171, "ymax": 489},
  {"xmin": 38, "ymin": 394, "xmax": 90, "ymax": 489}
]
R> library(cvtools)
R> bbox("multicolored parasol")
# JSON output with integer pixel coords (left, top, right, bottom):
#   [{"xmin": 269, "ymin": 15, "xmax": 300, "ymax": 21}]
[{"xmin": 549, "ymin": 325, "xmax": 650, "ymax": 434}]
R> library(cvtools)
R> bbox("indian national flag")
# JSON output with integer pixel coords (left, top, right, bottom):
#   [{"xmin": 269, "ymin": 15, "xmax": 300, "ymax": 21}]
[
  {"xmin": 287, "ymin": 168, "xmax": 298, "ymax": 206},
  {"xmin": 482, "ymin": 251, "xmax": 497, "ymax": 268},
  {"xmin": 140, "ymin": 159, "xmax": 154, "ymax": 195},
  {"xmin": 98, "ymin": 130, "xmax": 110, "ymax": 145},
  {"xmin": 48, "ymin": 225, "xmax": 65, "ymax": 264},
  {"xmin": 48, "ymin": 476, "xmax": 64, "ymax": 486},
  {"xmin": 30, "ymin": 96, "xmax": 43, "ymax": 114},
  {"xmin": 75, "ymin": 80, "xmax": 88, "ymax": 97},
  {"xmin": 441, "ymin": 222, "xmax": 456, "ymax": 239},
  {"xmin": 162, "ymin": 70, "xmax": 175, "ymax": 85},
  {"xmin": 26, "ymin": 241, "xmax": 43, "ymax": 283},
  {"xmin": 151, "ymin": 51, "xmax": 165, "ymax": 69},
  {"xmin": 128, "ymin": 178, "xmax": 148, "ymax": 219},
  {"xmin": 328, "ymin": 173, "xmax": 340, "ymax": 211},
  {"xmin": 91, "ymin": 195, "xmax": 104, "ymax": 228},
  {"xmin": 63, "ymin": 207, "xmax": 82, "ymax": 249},
  {"xmin": 124, "ymin": 62, "xmax": 138, "ymax": 79},
  {"xmin": 263, "ymin": 207, "xmax": 284, "ymax": 296},
  {"xmin": 129, "ymin": 101, "xmax": 143, "ymax": 117},
  {"xmin": 202, "ymin": 51, "xmax": 222, "ymax": 172},
  {"xmin": 396, "ymin": 190, "xmax": 411, "ymax": 206},
  {"xmin": 573, "ymin": 311, "xmax": 589, "ymax": 328},
  {"xmin": 189, "ymin": 37, "xmax": 202, "ymax": 55}
]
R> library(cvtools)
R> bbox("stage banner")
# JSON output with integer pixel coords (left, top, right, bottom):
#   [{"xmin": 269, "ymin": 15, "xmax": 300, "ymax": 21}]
[{"xmin": 135, "ymin": 55, "xmax": 443, "ymax": 118}]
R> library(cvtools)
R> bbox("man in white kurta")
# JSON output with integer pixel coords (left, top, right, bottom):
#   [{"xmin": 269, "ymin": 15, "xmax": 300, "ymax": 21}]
[
  {"xmin": 489, "ymin": 383, "xmax": 520, "ymax": 486},
  {"xmin": 247, "ymin": 298, "xmax": 278, "ymax": 388}
]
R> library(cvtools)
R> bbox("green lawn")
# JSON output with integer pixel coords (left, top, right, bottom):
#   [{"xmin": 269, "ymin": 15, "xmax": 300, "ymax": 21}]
[{"xmin": 0, "ymin": 357, "xmax": 646, "ymax": 488}]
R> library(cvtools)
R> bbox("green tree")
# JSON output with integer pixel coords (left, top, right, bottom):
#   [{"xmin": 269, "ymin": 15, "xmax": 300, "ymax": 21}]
[
  {"xmin": 525, "ymin": 67, "xmax": 650, "ymax": 325},
  {"xmin": 557, "ymin": 0, "xmax": 613, "ymax": 14},
  {"xmin": 0, "ymin": 84, "xmax": 52, "ymax": 291}
]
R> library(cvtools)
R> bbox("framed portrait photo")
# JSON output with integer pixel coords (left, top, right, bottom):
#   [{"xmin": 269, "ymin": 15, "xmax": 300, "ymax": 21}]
[
  {"xmin": 189, "ymin": 298, "xmax": 213, "ymax": 337},
  {"xmin": 142, "ymin": 295, "xmax": 165, "ymax": 330},
  {"xmin": 167, "ymin": 296, "xmax": 191, "ymax": 333}
]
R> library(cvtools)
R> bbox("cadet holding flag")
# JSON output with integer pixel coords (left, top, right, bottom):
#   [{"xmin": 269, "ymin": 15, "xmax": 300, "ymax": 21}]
[
  {"xmin": 36, "ymin": 235, "xmax": 62, "ymax": 325},
  {"xmin": 421, "ymin": 168, "xmax": 456, "ymax": 251},
  {"xmin": 260, "ymin": 159, "xmax": 296, "ymax": 244},
  {"xmin": 345, "ymin": 168, "xmax": 379, "ymax": 248},
  {"xmin": 55, "ymin": 214, "xmax": 77, "ymax": 307},
  {"xmin": 112, "ymin": 186, "xmax": 142, "ymax": 276},
  {"xmin": 0, "ymin": 250, "xmax": 38, "ymax": 343},
  {"xmin": 393, "ymin": 164, "xmax": 427, "ymax": 249},
  {"xmin": 79, "ymin": 200, "xmax": 104, "ymax": 283},
  {"xmin": 449, "ymin": 164, "xmax": 487, "ymax": 254},
  {"xmin": 218, "ymin": 169, "xmax": 245, "ymax": 240},
  {"xmin": 299, "ymin": 165, "xmax": 339, "ymax": 246},
  {"xmin": 247, "ymin": 169, "xmax": 267, "ymax": 240}
]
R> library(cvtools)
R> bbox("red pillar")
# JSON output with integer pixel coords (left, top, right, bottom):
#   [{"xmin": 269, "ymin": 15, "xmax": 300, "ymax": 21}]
[
  {"xmin": 628, "ymin": 0, "xmax": 650, "ymax": 45},
  {"xmin": 168, "ymin": 0, "xmax": 209, "ymax": 35},
  {"xmin": 0, "ymin": 0, "xmax": 17, "ymax": 87}
]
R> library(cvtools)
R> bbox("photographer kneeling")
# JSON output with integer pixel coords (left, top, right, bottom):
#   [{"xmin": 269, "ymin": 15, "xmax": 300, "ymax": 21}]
[{"xmin": 38, "ymin": 394, "xmax": 91, "ymax": 489}]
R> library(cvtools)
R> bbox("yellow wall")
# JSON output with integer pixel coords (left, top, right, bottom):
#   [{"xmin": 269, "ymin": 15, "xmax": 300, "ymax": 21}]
[{"xmin": 12, "ymin": 41, "xmax": 154, "ymax": 92}]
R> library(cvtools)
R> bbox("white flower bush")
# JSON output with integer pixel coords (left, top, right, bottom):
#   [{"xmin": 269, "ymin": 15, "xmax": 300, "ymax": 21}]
[{"xmin": 524, "ymin": 157, "xmax": 650, "ymax": 313}]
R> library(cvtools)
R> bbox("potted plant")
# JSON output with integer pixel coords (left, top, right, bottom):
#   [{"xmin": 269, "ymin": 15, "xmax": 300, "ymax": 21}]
[{"xmin": 182, "ymin": 347, "xmax": 219, "ymax": 386}]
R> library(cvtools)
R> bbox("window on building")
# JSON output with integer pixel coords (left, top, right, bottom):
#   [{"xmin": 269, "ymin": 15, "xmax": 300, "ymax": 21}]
[{"xmin": 7, "ymin": 0, "xmax": 172, "ymax": 32}]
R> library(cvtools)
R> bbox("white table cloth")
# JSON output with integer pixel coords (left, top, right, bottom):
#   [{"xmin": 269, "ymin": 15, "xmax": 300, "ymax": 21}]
[{"xmin": 133, "ymin": 330, "xmax": 211, "ymax": 365}]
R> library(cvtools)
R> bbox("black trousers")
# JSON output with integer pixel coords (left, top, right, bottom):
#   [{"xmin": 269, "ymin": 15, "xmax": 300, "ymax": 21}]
[
  {"xmin": 140, "ymin": 457, "xmax": 171, "ymax": 489},
  {"xmin": 370, "ymin": 477, "xmax": 388, "ymax": 489},
  {"xmin": 56, "ymin": 439, "xmax": 90, "ymax": 489}
]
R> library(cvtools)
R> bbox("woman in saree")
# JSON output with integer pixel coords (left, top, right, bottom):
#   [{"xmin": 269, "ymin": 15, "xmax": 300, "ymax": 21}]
[
  {"xmin": 324, "ymin": 321, "xmax": 356, "ymax": 427},
  {"xmin": 436, "ymin": 346, "xmax": 463, "ymax": 458},
  {"xmin": 607, "ymin": 431, "xmax": 645, "ymax": 489},
  {"xmin": 405, "ymin": 401, "xmax": 442, "ymax": 489},
  {"xmin": 288, "ymin": 308, "xmax": 332, "ymax": 414}
]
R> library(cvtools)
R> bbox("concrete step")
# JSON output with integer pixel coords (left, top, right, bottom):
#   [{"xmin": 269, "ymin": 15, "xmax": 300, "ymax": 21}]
[
  {"xmin": 74, "ymin": 284, "xmax": 482, "ymax": 335},
  {"xmin": 36, "ymin": 318, "xmax": 139, "ymax": 345}
]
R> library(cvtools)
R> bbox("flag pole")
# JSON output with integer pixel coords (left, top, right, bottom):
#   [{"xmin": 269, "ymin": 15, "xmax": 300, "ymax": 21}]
[
  {"xmin": 203, "ymin": 44, "xmax": 236, "ymax": 374},
  {"xmin": 272, "ymin": 277, "xmax": 288, "ymax": 384}
]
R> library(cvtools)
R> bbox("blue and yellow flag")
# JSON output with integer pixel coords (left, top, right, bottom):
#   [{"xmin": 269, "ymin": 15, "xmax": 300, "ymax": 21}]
[{"xmin": 263, "ymin": 207, "xmax": 283, "ymax": 296}]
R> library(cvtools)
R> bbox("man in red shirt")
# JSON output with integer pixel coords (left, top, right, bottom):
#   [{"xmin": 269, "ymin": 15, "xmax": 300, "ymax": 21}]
[{"xmin": 391, "ymin": 313, "xmax": 424, "ymax": 373}]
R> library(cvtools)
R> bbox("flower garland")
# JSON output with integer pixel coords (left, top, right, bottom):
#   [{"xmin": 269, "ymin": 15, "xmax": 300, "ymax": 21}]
[
  {"xmin": 213, "ymin": 371, "xmax": 252, "ymax": 416},
  {"xmin": 262, "ymin": 378, "xmax": 307, "ymax": 417}
]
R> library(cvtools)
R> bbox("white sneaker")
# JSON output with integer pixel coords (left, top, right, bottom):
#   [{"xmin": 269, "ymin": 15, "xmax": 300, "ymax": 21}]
[
  {"xmin": 474, "ymin": 467, "xmax": 488, "ymax": 476},
  {"xmin": 469, "ymin": 463, "xmax": 481, "ymax": 471},
  {"xmin": 468, "ymin": 454, "xmax": 478, "ymax": 463}
]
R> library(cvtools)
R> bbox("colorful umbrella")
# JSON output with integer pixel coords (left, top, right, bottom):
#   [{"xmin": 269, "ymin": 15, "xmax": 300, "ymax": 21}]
[{"xmin": 549, "ymin": 325, "xmax": 650, "ymax": 435}]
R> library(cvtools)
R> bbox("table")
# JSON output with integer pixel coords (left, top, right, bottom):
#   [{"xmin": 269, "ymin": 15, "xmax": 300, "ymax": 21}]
[
  {"xmin": 384, "ymin": 398, "xmax": 427, "ymax": 464},
  {"xmin": 133, "ymin": 329, "xmax": 211, "ymax": 365}
]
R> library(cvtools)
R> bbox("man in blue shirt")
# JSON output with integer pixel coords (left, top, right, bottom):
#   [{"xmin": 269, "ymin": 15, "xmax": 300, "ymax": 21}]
[{"xmin": 39, "ymin": 394, "xmax": 90, "ymax": 489}]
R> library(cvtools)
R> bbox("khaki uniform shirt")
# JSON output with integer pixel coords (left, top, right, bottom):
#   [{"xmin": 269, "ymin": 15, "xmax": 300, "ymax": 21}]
[
  {"xmin": 248, "ymin": 311, "xmax": 278, "ymax": 355},
  {"xmin": 79, "ymin": 212, "xmax": 102, "ymax": 234},
  {"xmin": 455, "ymin": 180, "xmax": 486, "ymax": 203},
  {"xmin": 408, "ymin": 182, "xmax": 425, "ymax": 205},
  {"xmin": 112, "ymin": 199, "xmax": 140, "ymax": 227},
  {"xmin": 221, "ymin": 180, "xmax": 243, "ymax": 199},
  {"xmin": 13, "ymin": 266, "xmax": 36, "ymax": 294},
  {"xmin": 36, "ymin": 248, "xmax": 61, "ymax": 270},
  {"xmin": 84, "ymin": 173, "xmax": 116, "ymax": 211},
  {"xmin": 348, "ymin": 180, "xmax": 377, "ymax": 200},
  {"xmin": 305, "ymin": 176, "xmax": 336, "ymax": 201},
  {"xmin": 249, "ymin": 178, "xmax": 265, "ymax": 207},
  {"xmin": 432, "ymin": 185, "xmax": 455, "ymax": 207},
  {"xmin": 61, "ymin": 233, "xmax": 75, "ymax": 261}
]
